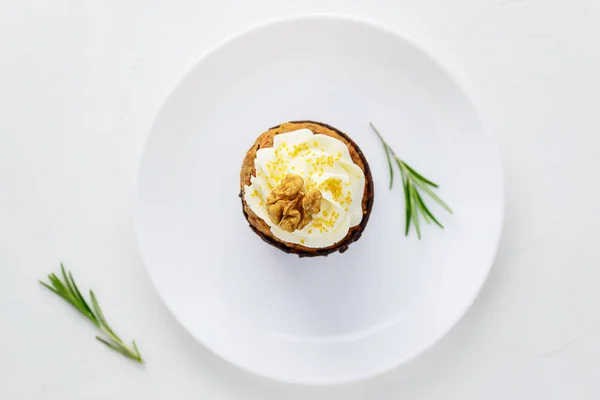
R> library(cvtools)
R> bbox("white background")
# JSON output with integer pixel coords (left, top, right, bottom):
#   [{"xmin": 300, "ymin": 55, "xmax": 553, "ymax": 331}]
[{"xmin": 1, "ymin": 0, "xmax": 599, "ymax": 399}]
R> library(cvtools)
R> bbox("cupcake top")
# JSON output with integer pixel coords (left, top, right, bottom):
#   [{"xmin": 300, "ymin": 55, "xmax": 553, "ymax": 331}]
[{"xmin": 243, "ymin": 128, "xmax": 365, "ymax": 248}]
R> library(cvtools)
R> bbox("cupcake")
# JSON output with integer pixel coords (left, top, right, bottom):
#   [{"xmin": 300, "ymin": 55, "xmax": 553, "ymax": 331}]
[{"xmin": 240, "ymin": 121, "xmax": 374, "ymax": 257}]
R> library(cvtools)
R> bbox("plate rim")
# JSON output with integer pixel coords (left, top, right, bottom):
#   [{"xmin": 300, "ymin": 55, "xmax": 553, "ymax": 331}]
[{"xmin": 134, "ymin": 13, "xmax": 505, "ymax": 385}]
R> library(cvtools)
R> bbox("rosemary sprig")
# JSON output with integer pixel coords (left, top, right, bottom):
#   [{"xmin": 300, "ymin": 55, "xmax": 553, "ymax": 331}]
[
  {"xmin": 40, "ymin": 264, "xmax": 144, "ymax": 363},
  {"xmin": 370, "ymin": 122, "xmax": 453, "ymax": 239}
]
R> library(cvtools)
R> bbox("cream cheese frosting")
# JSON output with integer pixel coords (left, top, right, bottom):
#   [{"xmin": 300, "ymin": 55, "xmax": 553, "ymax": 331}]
[{"xmin": 243, "ymin": 128, "xmax": 365, "ymax": 248}]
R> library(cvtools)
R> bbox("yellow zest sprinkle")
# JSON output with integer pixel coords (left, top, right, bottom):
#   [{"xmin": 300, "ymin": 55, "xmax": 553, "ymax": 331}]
[
  {"xmin": 300, "ymin": 239, "xmax": 305, "ymax": 244},
  {"xmin": 291, "ymin": 166, "xmax": 295, "ymax": 170},
  {"xmin": 308, "ymin": 229, "xmax": 312, "ymax": 234},
  {"xmin": 323, "ymin": 210, "xmax": 328, "ymax": 217},
  {"xmin": 291, "ymin": 143, "xmax": 309, "ymax": 157},
  {"xmin": 311, "ymin": 213, "xmax": 339, "ymax": 233},
  {"xmin": 320, "ymin": 178, "xmax": 344, "ymax": 203},
  {"xmin": 344, "ymin": 191, "xmax": 352, "ymax": 204},
  {"xmin": 311, "ymin": 218, "xmax": 329, "ymax": 233}
]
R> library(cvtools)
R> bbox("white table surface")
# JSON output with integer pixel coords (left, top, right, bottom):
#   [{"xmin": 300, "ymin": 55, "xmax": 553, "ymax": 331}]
[{"xmin": 1, "ymin": 0, "xmax": 599, "ymax": 398}]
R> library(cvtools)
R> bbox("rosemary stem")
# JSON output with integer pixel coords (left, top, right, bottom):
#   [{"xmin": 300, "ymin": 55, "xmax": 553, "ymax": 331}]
[
  {"xmin": 369, "ymin": 122, "xmax": 451, "ymax": 238},
  {"xmin": 40, "ymin": 265, "xmax": 143, "ymax": 363}
]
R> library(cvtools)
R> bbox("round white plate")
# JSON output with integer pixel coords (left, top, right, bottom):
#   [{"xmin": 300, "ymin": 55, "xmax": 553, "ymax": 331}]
[{"xmin": 135, "ymin": 15, "xmax": 503, "ymax": 384}]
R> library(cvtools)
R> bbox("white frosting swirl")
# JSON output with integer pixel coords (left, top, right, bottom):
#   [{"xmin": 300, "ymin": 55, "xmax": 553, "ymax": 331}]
[{"xmin": 244, "ymin": 128, "xmax": 365, "ymax": 248}]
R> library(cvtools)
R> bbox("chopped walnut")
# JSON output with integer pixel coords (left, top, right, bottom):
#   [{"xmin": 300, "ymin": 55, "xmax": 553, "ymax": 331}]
[
  {"xmin": 271, "ymin": 174, "xmax": 303, "ymax": 198},
  {"xmin": 298, "ymin": 189, "xmax": 322, "ymax": 230},
  {"xmin": 279, "ymin": 198, "xmax": 302, "ymax": 232},
  {"xmin": 266, "ymin": 174, "xmax": 322, "ymax": 232}
]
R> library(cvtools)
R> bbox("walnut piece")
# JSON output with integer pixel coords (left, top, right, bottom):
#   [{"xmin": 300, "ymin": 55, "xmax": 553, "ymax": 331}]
[
  {"xmin": 266, "ymin": 174, "xmax": 322, "ymax": 232},
  {"xmin": 298, "ymin": 189, "xmax": 322, "ymax": 230}
]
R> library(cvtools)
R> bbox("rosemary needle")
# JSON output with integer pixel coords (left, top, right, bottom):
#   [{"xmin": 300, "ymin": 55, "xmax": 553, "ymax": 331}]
[
  {"xmin": 40, "ymin": 264, "xmax": 143, "ymax": 363},
  {"xmin": 370, "ymin": 122, "xmax": 453, "ymax": 239}
]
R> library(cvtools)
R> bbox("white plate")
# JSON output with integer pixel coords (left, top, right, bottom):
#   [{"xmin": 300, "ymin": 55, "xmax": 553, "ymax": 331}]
[{"xmin": 135, "ymin": 15, "xmax": 504, "ymax": 384}]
